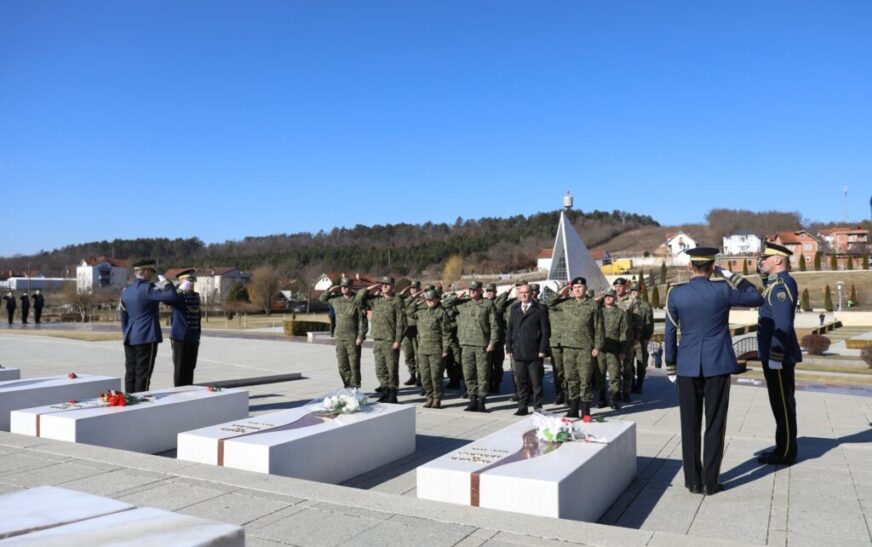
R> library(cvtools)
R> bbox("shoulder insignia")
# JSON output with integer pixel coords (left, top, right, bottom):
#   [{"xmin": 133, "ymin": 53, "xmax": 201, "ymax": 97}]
[{"xmin": 777, "ymin": 292, "xmax": 786, "ymax": 301}]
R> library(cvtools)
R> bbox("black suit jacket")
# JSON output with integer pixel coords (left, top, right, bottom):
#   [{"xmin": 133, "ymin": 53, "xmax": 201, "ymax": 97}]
[{"xmin": 506, "ymin": 300, "xmax": 550, "ymax": 361}]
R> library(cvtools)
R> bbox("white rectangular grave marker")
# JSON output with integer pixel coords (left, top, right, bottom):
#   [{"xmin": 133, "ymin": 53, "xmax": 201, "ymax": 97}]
[
  {"xmin": 0, "ymin": 368, "xmax": 20, "ymax": 381},
  {"xmin": 9, "ymin": 385, "xmax": 249, "ymax": 454},
  {"xmin": 417, "ymin": 418, "xmax": 636, "ymax": 522},
  {"xmin": 178, "ymin": 402, "xmax": 415, "ymax": 484},
  {"xmin": 0, "ymin": 374, "xmax": 120, "ymax": 431}
]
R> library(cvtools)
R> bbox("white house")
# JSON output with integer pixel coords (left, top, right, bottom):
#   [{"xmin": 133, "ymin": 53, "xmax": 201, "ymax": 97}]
[
  {"xmin": 722, "ymin": 230, "xmax": 762, "ymax": 255},
  {"xmin": 196, "ymin": 267, "xmax": 248, "ymax": 303},
  {"xmin": 76, "ymin": 257, "xmax": 129, "ymax": 293},
  {"xmin": 313, "ymin": 272, "xmax": 377, "ymax": 292},
  {"xmin": 536, "ymin": 249, "xmax": 553, "ymax": 272},
  {"xmin": 665, "ymin": 231, "xmax": 698, "ymax": 256}
]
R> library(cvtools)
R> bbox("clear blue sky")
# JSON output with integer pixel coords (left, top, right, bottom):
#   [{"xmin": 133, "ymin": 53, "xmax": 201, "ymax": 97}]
[{"xmin": 1, "ymin": 1, "xmax": 870, "ymax": 256}]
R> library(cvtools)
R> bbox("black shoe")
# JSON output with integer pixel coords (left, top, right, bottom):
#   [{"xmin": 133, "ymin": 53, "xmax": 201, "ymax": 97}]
[
  {"xmin": 476, "ymin": 396, "xmax": 488, "ymax": 413},
  {"xmin": 514, "ymin": 407, "xmax": 529, "ymax": 416},
  {"xmin": 565, "ymin": 399, "xmax": 579, "ymax": 419},
  {"xmin": 387, "ymin": 388, "xmax": 399, "ymax": 404},
  {"xmin": 554, "ymin": 391, "xmax": 565, "ymax": 405},
  {"xmin": 415, "ymin": 376, "xmax": 422, "ymax": 387},
  {"xmin": 686, "ymin": 483, "xmax": 702, "ymax": 495},
  {"xmin": 375, "ymin": 386, "xmax": 385, "ymax": 393},
  {"xmin": 377, "ymin": 391, "xmax": 388, "ymax": 403},
  {"xmin": 464, "ymin": 395, "xmax": 478, "ymax": 412},
  {"xmin": 510, "ymin": 394, "xmax": 519, "ymax": 402},
  {"xmin": 581, "ymin": 402, "xmax": 591, "ymax": 418},
  {"xmin": 757, "ymin": 454, "xmax": 796, "ymax": 466},
  {"xmin": 403, "ymin": 374, "xmax": 416, "ymax": 386},
  {"xmin": 702, "ymin": 484, "xmax": 724, "ymax": 496}
]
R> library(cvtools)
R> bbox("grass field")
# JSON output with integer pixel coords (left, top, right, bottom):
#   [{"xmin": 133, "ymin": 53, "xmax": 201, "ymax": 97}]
[{"xmin": 5, "ymin": 330, "xmax": 123, "ymax": 342}]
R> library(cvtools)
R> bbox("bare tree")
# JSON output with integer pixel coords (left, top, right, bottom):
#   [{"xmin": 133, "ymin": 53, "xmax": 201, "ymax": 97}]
[
  {"xmin": 249, "ymin": 265, "xmax": 280, "ymax": 315},
  {"xmin": 63, "ymin": 283, "xmax": 95, "ymax": 322}
]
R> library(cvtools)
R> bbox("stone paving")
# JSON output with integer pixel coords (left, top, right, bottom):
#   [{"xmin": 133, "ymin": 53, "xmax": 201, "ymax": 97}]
[{"xmin": 0, "ymin": 329, "xmax": 871, "ymax": 546}]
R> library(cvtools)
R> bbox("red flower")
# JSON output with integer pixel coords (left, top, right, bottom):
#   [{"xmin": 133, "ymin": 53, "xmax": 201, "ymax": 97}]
[
  {"xmin": 582, "ymin": 415, "xmax": 592, "ymax": 423},
  {"xmin": 68, "ymin": 400, "xmax": 76, "ymax": 404},
  {"xmin": 67, "ymin": 373, "xmax": 77, "ymax": 379}
]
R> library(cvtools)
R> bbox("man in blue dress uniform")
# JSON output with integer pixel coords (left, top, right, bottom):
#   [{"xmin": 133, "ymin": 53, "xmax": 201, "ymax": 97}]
[
  {"xmin": 756, "ymin": 242, "xmax": 802, "ymax": 465},
  {"xmin": 665, "ymin": 247, "xmax": 764, "ymax": 495},
  {"xmin": 120, "ymin": 259, "xmax": 179, "ymax": 392},
  {"xmin": 169, "ymin": 269, "xmax": 202, "ymax": 387}
]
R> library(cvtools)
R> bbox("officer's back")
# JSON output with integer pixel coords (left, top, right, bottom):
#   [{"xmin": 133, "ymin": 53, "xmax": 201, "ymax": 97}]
[{"xmin": 121, "ymin": 277, "xmax": 178, "ymax": 345}]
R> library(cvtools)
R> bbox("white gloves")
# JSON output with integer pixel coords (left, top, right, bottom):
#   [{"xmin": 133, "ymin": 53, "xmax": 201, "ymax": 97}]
[
  {"xmin": 718, "ymin": 267, "xmax": 735, "ymax": 279},
  {"xmin": 668, "ymin": 374, "xmax": 677, "ymax": 383},
  {"xmin": 768, "ymin": 360, "xmax": 783, "ymax": 370},
  {"xmin": 157, "ymin": 275, "xmax": 167, "ymax": 283},
  {"xmin": 180, "ymin": 280, "xmax": 193, "ymax": 292}
]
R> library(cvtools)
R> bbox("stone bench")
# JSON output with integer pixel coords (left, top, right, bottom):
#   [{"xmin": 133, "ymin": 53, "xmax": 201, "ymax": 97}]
[
  {"xmin": 417, "ymin": 418, "xmax": 636, "ymax": 522},
  {"xmin": 10, "ymin": 385, "xmax": 249, "ymax": 454},
  {"xmin": 0, "ymin": 486, "xmax": 243, "ymax": 546},
  {"xmin": 0, "ymin": 374, "xmax": 120, "ymax": 431},
  {"xmin": 178, "ymin": 402, "xmax": 415, "ymax": 484}
]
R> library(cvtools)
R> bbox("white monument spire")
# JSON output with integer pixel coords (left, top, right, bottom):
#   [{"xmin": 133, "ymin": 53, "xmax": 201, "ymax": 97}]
[{"xmin": 547, "ymin": 192, "xmax": 611, "ymax": 291}]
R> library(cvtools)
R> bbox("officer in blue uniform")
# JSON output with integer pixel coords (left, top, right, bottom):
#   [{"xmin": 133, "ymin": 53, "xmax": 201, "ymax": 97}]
[
  {"xmin": 120, "ymin": 259, "xmax": 179, "ymax": 392},
  {"xmin": 169, "ymin": 269, "xmax": 202, "ymax": 387},
  {"xmin": 665, "ymin": 247, "xmax": 764, "ymax": 495},
  {"xmin": 756, "ymin": 242, "xmax": 802, "ymax": 465}
]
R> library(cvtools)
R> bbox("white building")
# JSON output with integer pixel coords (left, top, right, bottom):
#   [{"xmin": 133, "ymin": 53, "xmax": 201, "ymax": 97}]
[
  {"xmin": 76, "ymin": 257, "xmax": 129, "ymax": 293},
  {"xmin": 196, "ymin": 267, "xmax": 248, "ymax": 303},
  {"xmin": 536, "ymin": 249, "xmax": 553, "ymax": 272},
  {"xmin": 722, "ymin": 230, "xmax": 762, "ymax": 255},
  {"xmin": 665, "ymin": 231, "xmax": 698, "ymax": 256}
]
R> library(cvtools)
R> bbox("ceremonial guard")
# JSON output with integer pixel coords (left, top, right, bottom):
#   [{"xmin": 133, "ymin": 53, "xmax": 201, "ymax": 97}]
[
  {"xmin": 614, "ymin": 278, "xmax": 640, "ymax": 401},
  {"xmin": 665, "ymin": 247, "xmax": 763, "ymax": 495},
  {"xmin": 4, "ymin": 292, "xmax": 14, "ymax": 324},
  {"xmin": 548, "ymin": 277, "xmax": 604, "ymax": 418},
  {"xmin": 415, "ymin": 289, "xmax": 451, "ymax": 408},
  {"xmin": 756, "ymin": 242, "xmax": 802, "ymax": 465},
  {"xmin": 506, "ymin": 283, "xmax": 550, "ymax": 415},
  {"xmin": 168, "ymin": 269, "xmax": 201, "ymax": 386},
  {"xmin": 119, "ymin": 259, "xmax": 179, "ymax": 392},
  {"xmin": 447, "ymin": 281, "xmax": 498, "ymax": 412},
  {"xmin": 598, "ymin": 288, "xmax": 629, "ymax": 409},
  {"xmin": 401, "ymin": 281, "xmax": 422, "ymax": 389},
  {"xmin": 19, "ymin": 293, "xmax": 30, "ymax": 324},
  {"xmin": 357, "ymin": 277, "xmax": 406, "ymax": 403},
  {"xmin": 33, "ymin": 290, "xmax": 44, "ymax": 324},
  {"xmin": 321, "ymin": 278, "xmax": 367, "ymax": 389},
  {"xmin": 484, "ymin": 283, "xmax": 511, "ymax": 394},
  {"xmin": 629, "ymin": 283, "xmax": 655, "ymax": 393}
]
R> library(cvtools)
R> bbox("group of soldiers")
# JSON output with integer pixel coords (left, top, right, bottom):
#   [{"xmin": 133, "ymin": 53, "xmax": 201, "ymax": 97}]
[
  {"xmin": 3, "ymin": 291, "xmax": 45, "ymax": 325},
  {"xmin": 321, "ymin": 274, "xmax": 655, "ymax": 418}
]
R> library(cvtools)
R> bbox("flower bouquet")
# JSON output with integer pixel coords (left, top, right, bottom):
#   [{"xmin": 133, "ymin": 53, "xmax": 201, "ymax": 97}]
[
  {"xmin": 532, "ymin": 410, "xmax": 577, "ymax": 443},
  {"xmin": 67, "ymin": 372, "xmax": 77, "ymax": 379},
  {"xmin": 100, "ymin": 390, "xmax": 144, "ymax": 407},
  {"xmin": 315, "ymin": 388, "xmax": 369, "ymax": 415}
]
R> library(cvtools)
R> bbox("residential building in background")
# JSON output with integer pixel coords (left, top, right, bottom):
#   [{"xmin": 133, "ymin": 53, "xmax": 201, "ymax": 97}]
[
  {"xmin": 722, "ymin": 230, "xmax": 762, "ymax": 255},
  {"xmin": 76, "ymin": 256, "xmax": 129, "ymax": 293}
]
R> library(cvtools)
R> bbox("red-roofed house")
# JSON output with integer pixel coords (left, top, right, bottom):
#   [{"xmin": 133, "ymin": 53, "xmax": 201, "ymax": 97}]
[
  {"xmin": 313, "ymin": 272, "xmax": 378, "ymax": 292},
  {"xmin": 767, "ymin": 230, "xmax": 819, "ymax": 266},
  {"xmin": 665, "ymin": 231, "xmax": 698, "ymax": 256},
  {"xmin": 76, "ymin": 256, "xmax": 129, "ymax": 293},
  {"xmin": 817, "ymin": 226, "xmax": 869, "ymax": 254}
]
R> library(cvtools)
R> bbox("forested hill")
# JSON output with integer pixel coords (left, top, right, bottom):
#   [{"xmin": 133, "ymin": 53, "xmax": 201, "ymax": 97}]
[{"xmin": 0, "ymin": 209, "xmax": 657, "ymax": 279}]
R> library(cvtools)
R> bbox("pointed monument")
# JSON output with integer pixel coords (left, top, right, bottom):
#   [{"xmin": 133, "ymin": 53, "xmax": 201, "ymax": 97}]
[{"xmin": 547, "ymin": 192, "xmax": 611, "ymax": 291}]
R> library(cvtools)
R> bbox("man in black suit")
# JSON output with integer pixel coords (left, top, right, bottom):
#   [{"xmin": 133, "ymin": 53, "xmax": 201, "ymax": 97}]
[{"xmin": 506, "ymin": 283, "xmax": 550, "ymax": 415}]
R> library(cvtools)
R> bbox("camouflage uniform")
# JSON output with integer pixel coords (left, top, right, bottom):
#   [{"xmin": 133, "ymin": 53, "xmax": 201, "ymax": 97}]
[
  {"xmin": 548, "ymin": 296, "xmax": 604, "ymax": 412},
  {"xmin": 616, "ymin": 294, "xmax": 641, "ymax": 400},
  {"xmin": 634, "ymin": 297, "xmax": 655, "ymax": 392},
  {"xmin": 598, "ymin": 304, "xmax": 629, "ymax": 405},
  {"xmin": 546, "ymin": 291, "xmax": 568, "ymax": 404},
  {"xmin": 415, "ymin": 300, "xmax": 452, "ymax": 403},
  {"xmin": 320, "ymin": 287, "xmax": 367, "ymax": 388},
  {"xmin": 448, "ymin": 291, "xmax": 499, "ymax": 403},
  {"xmin": 357, "ymin": 289, "xmax": 406, "ymax": 397},
  {"xmin": 441, "ymin": 291, "xmax": 464, "ymax": 389},
  {"xmin": 402, "ymin": 287, "xmax": 421, "ymax": 383}
]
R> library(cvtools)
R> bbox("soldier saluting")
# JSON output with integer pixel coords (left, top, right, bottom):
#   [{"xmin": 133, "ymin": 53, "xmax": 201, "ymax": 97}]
[
  {"xmin": 320, "ymin": 278, "xmax": 367, "ymax": 389},
  {"xmin": 414, "ymin": 289, "xmax": 452, "ymax": 409},
  {"xmin": 445, "ymin": 281, "xmax": 498, "ymax": 412},
  {"xmin": 598, "ymin": 288, "xmax": 629, "ymax": 409},
  {"xmin": 168, "ymin": 269, "xmax": 202, "ymax": 387},
  {"xmin": 357, "ymin": 277, "xmax": 406, "ymax": 403}
]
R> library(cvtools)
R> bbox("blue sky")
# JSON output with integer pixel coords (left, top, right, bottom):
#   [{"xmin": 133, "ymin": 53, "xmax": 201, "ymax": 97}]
[{"xmin": 1, "ymin": 1, "xmax": 870, "ymax": 256}]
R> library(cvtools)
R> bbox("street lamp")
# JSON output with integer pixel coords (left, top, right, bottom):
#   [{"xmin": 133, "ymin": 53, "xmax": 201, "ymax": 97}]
[{"xmin": 836, "ymin": 280, "xmax": 845, "ymax": 312}]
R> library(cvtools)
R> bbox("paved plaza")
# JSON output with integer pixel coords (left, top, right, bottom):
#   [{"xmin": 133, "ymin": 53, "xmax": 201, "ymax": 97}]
[{"xmin": 0, "ymin": 329, "xmax": 870, "ymax": 546}]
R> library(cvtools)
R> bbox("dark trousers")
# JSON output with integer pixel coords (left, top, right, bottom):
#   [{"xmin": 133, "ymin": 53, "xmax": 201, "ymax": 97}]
[
  {"xmin": 489, "ymin": 345, "xmax": 505, "ymax": 391},
  {"xmin": 6, "ymin": 309, "xmax": 13, "ymax": 323},
  {"xmin": 21, "ymin": 308, "xmax": 29, "ymax": 323},
  {"xmin": 677, "ymin": 373, "xmax": 731, "ymax": 489},
  {"xmin": 124, "ymin": 342, "xmax": 158, "ymax": 393},
  {"xmin": 171, "ymin": 339, "xmax": 199, "ymax": 387},
  {"xmin": 34, "ymin": 307, "xmax": 42, "ymax": 323},
  {"xmin": 515, "ymin": 359, "xmax": 545, "ymax": 410},
  {"xmin": 763, "ymin": 363, "xmax": 797, "ymax": 460}
]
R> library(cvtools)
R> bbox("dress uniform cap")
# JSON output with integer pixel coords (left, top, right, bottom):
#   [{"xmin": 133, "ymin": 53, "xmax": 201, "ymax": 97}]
[
  {"xmin": 686, "ymin": 247, "xmax": 719, "ymax": 262},
  {"xmin": 763, "ymin": 241, "xmax": 793, "ymax": 257},
  {"xmin": 380, "ymin": 276, "xmax": 394, "ymax": 285},
  {"xmin": 133, "ymin": 259, "xmax": 157, "ymax": 271},
  {"xmin": 176, "ymin": 269, "xmax": 196, "ymax": 281},
  {"xmin": 571, "ymin": 276, "xmax": 587, "ymax": 286},
  {"xmin": 424, "ymin": 289, "xmax": 438, "ymax": 300},
  {"xmin": 613, "ymin": 277, "xmax": 627, "ymax": 286},
  {"xmin": 339, "ymin": 278, "xmax": 353, "ymax": 288},
  {"xmin": 469, "ymin": 281, "xmax": 483, "ymax": 290},
  {"xmin": 486, "ymin": 283, "xmax": 497, "ymax": 292}
]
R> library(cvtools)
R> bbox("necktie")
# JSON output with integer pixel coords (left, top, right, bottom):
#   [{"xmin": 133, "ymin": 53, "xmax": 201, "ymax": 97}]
[{"xmin": 523, "ymin": 304, "xmax": 529, "ymax": 314}]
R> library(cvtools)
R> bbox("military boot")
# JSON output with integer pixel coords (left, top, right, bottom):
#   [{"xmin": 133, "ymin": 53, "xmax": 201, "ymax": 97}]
[
  {"xmin": 433, "ymin": 399, "xmax": 442, "ymax": 409},
  {"xmin": 477, "ymin": 396, "xmax": 488, "ymax": 413},
  {"xmin": 423, "ymin": 398, "xmax": 433, "ymax": 408},
  {"xmin": 403, "ymin": 373, "xmax": 417, "ymax": 386},
  {"xmin": 416, "ymin": 375, "xmax": 422, "ymax": 387},
  {"xmin": 610, "ymin": 392, "xmax": 622, "ymax": 410},
  {"xmin": 377, "ymin": 389, "xmax": 389, "ymax": 403},
  {"xmin": 565, "ymin": 399, "xmax": 580, "ymax": 419},
  {"xmin": 554, "ymin": 389, "xmax": 566, "ymax": 406},
  {"xmin": 581, "ymin": 402, "xmax": 591, "ymax": 418},
  {"xmin": 464, "ymin": 395, "xmax": 478, "ymax": 412},
  {"xmin": 387, "ymin": 388, "xmax": 399, "ymax": 404}
]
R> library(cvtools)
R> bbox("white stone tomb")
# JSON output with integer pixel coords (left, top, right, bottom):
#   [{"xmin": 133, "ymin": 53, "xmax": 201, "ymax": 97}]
[
  {"xmin": 9, "ymin": 385, "xmax": 249, "ymax": 454},
  {"xmin": 416, "ymin": 418, "xmax": 636, "ymax": 522},
  {"xmin": 178, "ymin": 402, "xmax": 415, "ymax": 483},
  {"xmin": 0, "ymin": 368, "xmax": 21, "ymax": 381},
  {"xmin": 0, "ymin": 374, "xmax": 120, "ymax": 431}
]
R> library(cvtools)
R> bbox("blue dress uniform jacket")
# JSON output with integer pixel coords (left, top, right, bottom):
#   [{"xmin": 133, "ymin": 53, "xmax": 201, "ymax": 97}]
[
  {"xmin": 120, "ymin": 279, "xmax": 179, "ymax": 345},
  {"xmin": 665, "ymin": 276, "xmax": 764, "ymax": 377},
  {"xmin": 169, "ymin": 291, "xmax": 202, "ymax": 343},
  {"xmin": 757, "ymin": 272, "xmax": 802, "ymax": 364}
]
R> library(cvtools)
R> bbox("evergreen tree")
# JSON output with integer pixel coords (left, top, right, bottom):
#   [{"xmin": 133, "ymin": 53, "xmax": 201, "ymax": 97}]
[
  {"xmin": 660, "ymin": 261, "xmax": 667, "ymax": 284},
  {"xmin": 798, "ymin": 253, "xmax": 806, "ymax": 271},
  {"xmin": 863, "ymin": 253, "xmax": 870, "ymax": 271},
  {"xmin": 824, "ymin": 285, "xmax": 833, "ymax": 312},
  {"xmin": 850, "ymin": 283, "xmax": 857, "ymax": 305},
  {"xmin": 847, "ymin": 255, "xmax": 854, "ymax": 270},
  {"xmin": 801, "ymin": 288, "xmax": 811, "ymax": 311},
  {"xmin": 742, "ymin": 260, "xmax": 749, "ymax": 275},
  {"xmin": 642, "ymin": 288, "xmax": 649, "ymax": 303},
  {"xmin": 830, "ymin": 253, "xmax": 838, "ymax": 270},
  {"xmin": 814, "ymin": 251, "xmax": 822, "ymax": 271},
  {"xmin": 651, "ymin": 285, "xmax": 660, "ymax": 308},
  {"xmin": 648, "ymin": 270, "xmax": 656, "ymax": 288}
]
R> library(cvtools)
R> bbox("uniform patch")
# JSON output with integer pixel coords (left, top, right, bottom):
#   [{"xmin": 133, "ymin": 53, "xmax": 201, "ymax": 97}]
[{"xmin": 777, "ymin": 292, "xmax": 786, "ymax": 301}]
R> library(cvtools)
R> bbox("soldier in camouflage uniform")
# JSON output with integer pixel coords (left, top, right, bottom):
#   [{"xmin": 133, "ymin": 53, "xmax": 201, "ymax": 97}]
[
  {"xmin": 357, "ymin": 276, "xmax": 406, "ymax": 404},
  {"xmin": 485, "ymin": 283, "xmax": 512, "ymax": 394},
  {"xmin": 598, "ymin": 288, "xmax": 629, "ymax": 409},
  {"xmin": 548, "ymin": 277, "xmax": 604, "ymax": 418},
  {"xmin": 630, "ymin": 283, "xmax": 655, "ymax": 393},
  {"xmin": 414, "ymin": 289, "xmax": 452, "ymax": 408},
  {"xmin": 320, "ymin": 278, "xmax": 367, "ymax": 388},
  {"xmin": 440, "ymin": 286, "xmax": 464, "ymax": 390},
  {"xmin": 445, "ymin": 281, "xmax": 499, "ymax": 412},
  {"xmin": 546, "ymin": 283, "xmax": 568, "ymax": 406},
  {"xmin": 401, "ymin": 281, "xmax": 423, "ymax": 390},
  {"xmin": 614, "ymin": 278, "xmax": 641, "ymax": 402}
]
